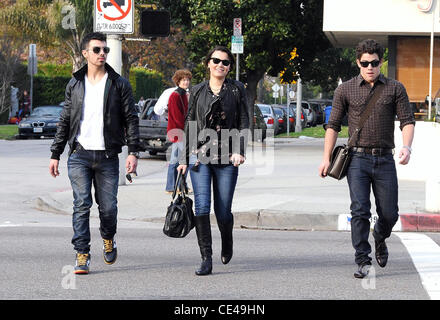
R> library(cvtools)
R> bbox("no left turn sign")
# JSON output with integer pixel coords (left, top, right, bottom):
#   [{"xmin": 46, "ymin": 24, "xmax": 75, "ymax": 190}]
[{"xmin": 94, "ymin": 0, "xmax": 134, "ymax": 34}]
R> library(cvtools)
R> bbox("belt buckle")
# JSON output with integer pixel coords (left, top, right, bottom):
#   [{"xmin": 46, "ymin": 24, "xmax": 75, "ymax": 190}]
[{"xmin": 371, "ymin": 148, "xmax": 380, "ymax": 156}]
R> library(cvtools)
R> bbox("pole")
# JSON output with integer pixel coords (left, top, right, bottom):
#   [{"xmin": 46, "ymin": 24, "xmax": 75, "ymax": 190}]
[
  {"xmin": 295, "ymin": 78, "xmax": 302, "ymax": 132},
  {"xmin": 107, "ymin": 34, "xmax": 127, "ymax": 186},
  {"xmin": 428, "ymin": 6, "xmax": 435, "ymax": 120},
  {"xmin": 236, "ymin": 53, "xmax": 239, "ymax": 81},
  {"xmin": 286, "ymin": 84, "xmax": 290, "ymax": 136}
]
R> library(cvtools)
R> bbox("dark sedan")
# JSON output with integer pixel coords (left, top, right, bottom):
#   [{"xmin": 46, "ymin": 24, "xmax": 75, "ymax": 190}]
[{"xmin": 18, "ymin": 105, "xmax": 63, "ymax": 139}]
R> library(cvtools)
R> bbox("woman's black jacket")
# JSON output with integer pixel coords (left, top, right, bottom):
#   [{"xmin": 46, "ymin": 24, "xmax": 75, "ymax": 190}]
[{"xmin": 181, "ymin": 78, "xmax": 249, "ymax": 165}]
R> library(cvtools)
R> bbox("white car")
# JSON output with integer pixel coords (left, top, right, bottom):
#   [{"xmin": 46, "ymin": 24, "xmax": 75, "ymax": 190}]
[{"xmin": 256, "ymin": 104, "xmax": 279, "ymax": 135}]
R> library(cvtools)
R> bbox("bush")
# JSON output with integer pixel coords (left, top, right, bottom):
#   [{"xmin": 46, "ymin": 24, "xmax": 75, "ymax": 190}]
[
  {"xmin": 129, "ymin": 68, "xmax": 164, "ymax": 101},
  {"xmin": 33, "ymin": 75, "xmax": 70, "ymax": 106}
]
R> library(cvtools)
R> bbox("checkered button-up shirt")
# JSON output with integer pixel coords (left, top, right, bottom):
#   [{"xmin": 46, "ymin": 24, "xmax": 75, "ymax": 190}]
[{"xmin": 327, "ymin": 74, "xmax": 415, "ymax": 149}]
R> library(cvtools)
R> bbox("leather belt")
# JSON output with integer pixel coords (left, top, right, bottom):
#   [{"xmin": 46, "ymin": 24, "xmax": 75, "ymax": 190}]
[{"xmin": 351, "ymin": 147, "xmax": 394, "ymax": 156}]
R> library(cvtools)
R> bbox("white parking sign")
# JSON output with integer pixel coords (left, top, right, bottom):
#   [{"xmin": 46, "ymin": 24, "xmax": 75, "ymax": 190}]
[{"xmin": 94, "ymin": 0, "xmax": 134, "ymax": 34}]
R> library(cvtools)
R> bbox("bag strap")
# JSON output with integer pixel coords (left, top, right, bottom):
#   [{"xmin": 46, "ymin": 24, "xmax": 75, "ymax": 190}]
[
  {"xmin": 348, "ymin": 83, "xmax": 385, "ymax": 147},
  {"xmin": 171, "ymin": 170, "xmax": 189, "ymax": 199}
]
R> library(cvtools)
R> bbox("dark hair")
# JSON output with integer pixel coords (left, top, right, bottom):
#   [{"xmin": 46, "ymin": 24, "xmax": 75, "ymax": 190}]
[
  {"xmin": 204, "ymin": 45, "xmax": 235, "ymax": 67},
  {"xmin": 81, "ymin": 32, "xmax": 107, "ymax": 51},
  {"xmin": 172, "ymin": 69, "xmax": 192, "ymax": 86},
  {"xmin": 355, "ymin": 39, "xmax": 384, "ymax": 60}
]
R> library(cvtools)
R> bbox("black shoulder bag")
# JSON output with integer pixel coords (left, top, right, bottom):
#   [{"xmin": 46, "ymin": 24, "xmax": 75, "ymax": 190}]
[
  {"xmin": 163, "ymin": 171, "xmax": 195, "ymax": 238},
  {"xmin": 327, "ymin": 84, "xmax": 385, "ymax": 180}
]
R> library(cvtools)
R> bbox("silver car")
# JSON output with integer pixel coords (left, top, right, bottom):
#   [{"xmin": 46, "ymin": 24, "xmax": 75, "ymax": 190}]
[{"xmin": 256, "ymin": 103, "xmax": 279, "ymax": 135}]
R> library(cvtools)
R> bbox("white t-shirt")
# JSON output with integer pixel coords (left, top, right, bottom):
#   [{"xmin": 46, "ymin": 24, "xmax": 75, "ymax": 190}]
[{"xmin": 77, "ymin": 73, "xmax": 108, "ymax": 150}]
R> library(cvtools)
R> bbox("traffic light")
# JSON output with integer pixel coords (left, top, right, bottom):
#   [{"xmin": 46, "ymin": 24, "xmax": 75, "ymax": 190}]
[{"xmin": 140, "ymin": 10, "xmax": 170, "ymax": 38}]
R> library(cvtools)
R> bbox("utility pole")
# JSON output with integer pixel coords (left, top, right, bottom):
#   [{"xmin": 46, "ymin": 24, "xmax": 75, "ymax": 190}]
[{"xmin": 295, "ymin": 78, "xmax": 302, "ymax": 133}]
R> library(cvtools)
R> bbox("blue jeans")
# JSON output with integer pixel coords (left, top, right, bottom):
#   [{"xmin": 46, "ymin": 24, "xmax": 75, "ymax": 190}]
[
  {"xmin": 67, "ymin": 146, "xmax": 119, "ymax": 253},
  {"xmin": 166, "ymin": 142, "xmax": 184, "ymax": 191},
  {"xmin": 347, "ymin": 152, "xmax": 399, "ymax": 265},
  {"xmin": 189, "ymin": 162, "xmax": 238, "ymax": 225}
]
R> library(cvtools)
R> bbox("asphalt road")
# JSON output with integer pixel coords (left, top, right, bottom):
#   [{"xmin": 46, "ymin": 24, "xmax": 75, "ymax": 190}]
[
  {"xmin": 0, "ymin": 224, "xmax": 430, "ymax": 300},
  {"xmin": 0, "ymin": 138, "xmax": 438, "ymax": 303}
]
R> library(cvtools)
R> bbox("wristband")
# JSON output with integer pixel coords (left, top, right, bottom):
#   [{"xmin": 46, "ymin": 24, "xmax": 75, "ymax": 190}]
[{"xmin": 403, "ymin": 145, "xmax": 412, "ymax": 154}]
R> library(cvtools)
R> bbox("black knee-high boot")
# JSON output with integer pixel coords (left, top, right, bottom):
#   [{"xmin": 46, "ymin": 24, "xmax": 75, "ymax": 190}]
[
  {"xmin": 218, "ymin": 216, "xmax": 234, "ymax": 264},
  {"xmin": 195, "ymin": 214, "xmax": 212, "ymax": 275}
]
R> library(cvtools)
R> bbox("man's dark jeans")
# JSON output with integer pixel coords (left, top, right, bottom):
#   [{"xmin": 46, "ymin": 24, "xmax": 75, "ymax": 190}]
[
  {"xmin": 347, "ymin": 152, "xmax": 399, "ymax": 265},
  {"xmin": 189, "ymin": 163, "xmax": 238, "ymax": 224},
  {"xmin": 67, "ymin": 146, "xmax": 119, "ymax": 253}
]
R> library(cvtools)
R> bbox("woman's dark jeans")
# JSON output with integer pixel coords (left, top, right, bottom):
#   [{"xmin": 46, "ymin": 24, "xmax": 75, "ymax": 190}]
[
  {"xmin": 67, "ymin": 147, "xmax": 119, "ymax": 254},
  {"xmin": 189, "ymin": 162, "xmax": 238, "ymax": 224},
  {"xmin": 347, "ymin": 152, "xmax": 399, "ymax": 265}
]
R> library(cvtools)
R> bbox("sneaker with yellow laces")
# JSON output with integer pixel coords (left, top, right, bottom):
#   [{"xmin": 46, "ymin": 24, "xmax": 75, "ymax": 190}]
[
  {"xmin": 103, "ymin": 238, "xmax": 117, "ymax": 265},
  {"xmin": 74, "ymin": 253, "xmax": 91, "ymax": 274}
]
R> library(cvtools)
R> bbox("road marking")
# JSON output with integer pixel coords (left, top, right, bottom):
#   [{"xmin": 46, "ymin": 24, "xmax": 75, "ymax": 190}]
[
  {"xmin": 0, "ymin": 221, "xmax": 22, "ymax": 227},
  {"xmin": 396, "ymin": 232, "xmax": 440, "ymax": 300}
]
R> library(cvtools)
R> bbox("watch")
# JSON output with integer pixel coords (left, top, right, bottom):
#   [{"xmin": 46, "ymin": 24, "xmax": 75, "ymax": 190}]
[
  {"xmin": 402, "ymin": 145, "xmax": 412, "ymax": 154},
  {"xmin": 129, "ymin": 151, "xmax": 140, "ymax": 159}
]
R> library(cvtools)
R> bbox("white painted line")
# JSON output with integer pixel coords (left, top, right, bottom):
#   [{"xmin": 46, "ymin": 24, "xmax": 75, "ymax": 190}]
[
  {"xmin": 396, "ymin": 232, "xmax": 440, "ymax": 300},
  {"xmin": 338, "ymin": 214, "xmax": 402, "ymax": 232}
]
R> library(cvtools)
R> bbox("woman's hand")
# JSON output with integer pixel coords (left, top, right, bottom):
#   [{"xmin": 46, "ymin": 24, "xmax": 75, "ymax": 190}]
[
  {"xmin": 177, "ymin": 164, "xmax": 188, "ymax": 174},
  {"xmin": 230, "ymin": 153, "xmax": 245, "ymax": 167}
]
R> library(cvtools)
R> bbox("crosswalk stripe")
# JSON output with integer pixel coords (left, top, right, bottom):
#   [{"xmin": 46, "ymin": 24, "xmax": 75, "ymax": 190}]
[{"xmin": 396, "ymin": 232, "xmax": 440, "ymax": 300}]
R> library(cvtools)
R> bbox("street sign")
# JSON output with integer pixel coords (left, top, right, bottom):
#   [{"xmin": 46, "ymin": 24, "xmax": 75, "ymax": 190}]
[
  {"xmin": 272, "ymin": 83, "xmax": 280, "ymax": 92},
  {"xmin": 233, "ymin": 18, "xmax": 242, "ymax": 36},
  {"xmin": 94, "ymin": 0, "xmax": 134, "ymax": 34},
  {"xmin": 231, "ymin": 35, "xmax": 243, "ymax": 54}
]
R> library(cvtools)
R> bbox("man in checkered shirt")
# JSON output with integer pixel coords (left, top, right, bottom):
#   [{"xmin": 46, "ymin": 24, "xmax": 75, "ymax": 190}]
[{"xmin": 319, "ymin": 39, "xmax": 415, "ymax": 279}]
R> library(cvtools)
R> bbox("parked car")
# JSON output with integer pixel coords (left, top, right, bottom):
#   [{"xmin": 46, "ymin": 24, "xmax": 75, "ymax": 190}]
[
  {"xmin": 271, "ymin": 105, "xmax": 290, "ymax": 135},
  {"xmin": 291, "ymin": 101, "xmax": 317, "ymax": 127},
  {"xmin": 286, "ymin": 104, "xmax": 307, "ymax": 129},
  {"xmin": 18, "ymin": 105, "xmax": 63, "ymax": 139},
  {"xmin": 138, "ymin": 98, "xmax": 171, "ymax": 155},
  {"xmin": 253, "ymin": 104, "xmax": 267, "ymax": 141},
  {"xmin": 256, "ymin": 103, "xmax": 280, "ymax": 135},
  {"xmin": 309, "ymin": 102, "xmax": 325, "ymax": 125}
]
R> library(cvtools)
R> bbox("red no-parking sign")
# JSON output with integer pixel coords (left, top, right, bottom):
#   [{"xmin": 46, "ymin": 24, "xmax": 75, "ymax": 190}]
[{"xmin": 94, "ymin": 0, "xmax": 134, "ymax": 34}]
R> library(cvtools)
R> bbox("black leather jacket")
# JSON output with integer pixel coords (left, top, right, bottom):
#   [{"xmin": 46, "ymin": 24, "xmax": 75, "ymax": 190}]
[
  {"xmin": 50, "ymin": 63, "xmax": 139, "ymax": 160},
  {"xmin": 182, "ymin": 78, "xmax": 249, "ymax": 164}
]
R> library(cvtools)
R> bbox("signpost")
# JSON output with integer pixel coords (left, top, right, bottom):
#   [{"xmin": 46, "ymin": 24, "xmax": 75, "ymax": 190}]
[
  {"xmin": 231, "ymin": 18, "xmax": 243, "ymax": 81},
  {"xmin": 27, "ymin": 44, "xmax": 37, "ymax": 113}
]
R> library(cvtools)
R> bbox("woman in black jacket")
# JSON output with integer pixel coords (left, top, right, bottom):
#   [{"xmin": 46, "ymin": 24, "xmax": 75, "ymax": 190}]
[{"xmin": 178, "ymin": 46, "xmax": 249, "ymax": 275}]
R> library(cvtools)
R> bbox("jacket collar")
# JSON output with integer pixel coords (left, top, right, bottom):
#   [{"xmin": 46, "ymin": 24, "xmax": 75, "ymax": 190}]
[{"xmin": 73, "ymin": 63, "xmax": 120, "ymax": 81}]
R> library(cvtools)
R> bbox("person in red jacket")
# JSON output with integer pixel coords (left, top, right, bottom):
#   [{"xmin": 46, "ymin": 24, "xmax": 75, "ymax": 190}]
[{"xmin": 165, "ymin": 69, "xmax": 192, "ymax": 192}]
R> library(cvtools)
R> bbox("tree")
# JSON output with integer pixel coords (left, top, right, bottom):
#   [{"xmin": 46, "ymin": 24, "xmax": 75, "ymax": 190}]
[
  {"xmin": 0, "ymin": 0, "xmax": 93, "ymax": 71},
  {"xmin": 161, "ymin": 0, "xmax": 332, "ymax": 130}
]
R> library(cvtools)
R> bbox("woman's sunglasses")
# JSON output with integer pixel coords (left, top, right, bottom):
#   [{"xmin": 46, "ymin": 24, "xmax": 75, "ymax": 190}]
[
  {"xmin": 210, "ymin": 57, "xmax": 231, "ymax": 66},
  {"xmin": 359, "ymin": 60, "xmax": 380, "ymax": 68},
  {"xmin": 90, "ymin": 46, "xmax": 110, "ymax": 54}
]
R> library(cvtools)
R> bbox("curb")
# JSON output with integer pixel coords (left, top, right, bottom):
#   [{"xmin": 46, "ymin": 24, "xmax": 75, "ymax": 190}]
[{"xmin": 33, "ymin": 194, "xmax": 440, "ymax": 233}]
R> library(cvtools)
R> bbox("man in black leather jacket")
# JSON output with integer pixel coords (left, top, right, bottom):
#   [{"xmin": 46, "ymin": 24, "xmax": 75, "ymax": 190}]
[{"xmin": 49, "ymin": 32, "xmax": 140, "ymax": 274}]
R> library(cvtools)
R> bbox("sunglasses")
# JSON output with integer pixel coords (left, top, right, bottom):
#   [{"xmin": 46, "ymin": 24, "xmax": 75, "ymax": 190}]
[
  {"xmin": 210, "ymin": 57, "xmax": 231, "ymax": 66},
  {"xmin": 90, "ymin": 46, "xmax": 110, "ymax": 54},
  {"xmin": 359, "ymin": 60, "xmax": 380, "ymax": 68}
]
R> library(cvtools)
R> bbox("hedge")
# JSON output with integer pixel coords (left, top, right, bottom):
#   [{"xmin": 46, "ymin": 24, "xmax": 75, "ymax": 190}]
[
  {"xmin": 30, "ymin": 64, "xmax": 164, "ymax": 106},
  {"xmin": 129, "ymin": 67, "xmax": 164, "ymax": 101}
]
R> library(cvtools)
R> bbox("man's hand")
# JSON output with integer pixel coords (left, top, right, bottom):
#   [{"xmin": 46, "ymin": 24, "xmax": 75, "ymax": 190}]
[
  {"xmin": 49, "ymin": 159, "xmax": 60, "ymax": 178},
  {"xmin": 398, "ymin": 147, "xmax": 411, "ymax": 165},
  {"xmin": 318, "ymin": 159, "xmax": 331, "ymax": 178},
  {"xmin": 126, "ymin": 155, "xmax": 138, "ymax": 174}
]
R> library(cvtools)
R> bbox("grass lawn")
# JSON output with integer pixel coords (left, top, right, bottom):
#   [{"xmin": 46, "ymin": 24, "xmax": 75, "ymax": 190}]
[
  {"xmin": 0, "ymin": 125, "xmax": 18, "ymax": 140},
  {"xmin": 276, "ymin": 126, "xmax": 348, "ymax": 138}
]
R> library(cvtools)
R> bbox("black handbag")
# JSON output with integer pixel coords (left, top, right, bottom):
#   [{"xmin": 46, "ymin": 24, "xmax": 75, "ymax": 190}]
[
  {"xmin": 163, "ymin": 171, "xmax": 195, "ymax": 238},
  {"xmin": 327, "ymin": 84, "xmax": 385, "ymax": 180}
]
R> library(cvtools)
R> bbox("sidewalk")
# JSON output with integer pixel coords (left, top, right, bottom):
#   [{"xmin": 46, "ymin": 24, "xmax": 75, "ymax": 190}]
[{"xmin": 33, "ymin": 138, "xmax": 440, "ymax": 232}]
